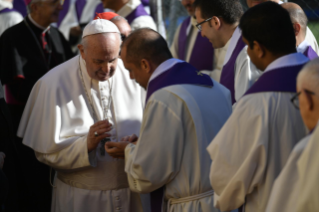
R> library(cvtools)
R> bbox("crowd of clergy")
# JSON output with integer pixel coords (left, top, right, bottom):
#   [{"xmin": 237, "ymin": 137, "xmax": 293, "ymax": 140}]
[{"xmin": 0, "ymin": 0, "xmax": 319, "ymax": 211}]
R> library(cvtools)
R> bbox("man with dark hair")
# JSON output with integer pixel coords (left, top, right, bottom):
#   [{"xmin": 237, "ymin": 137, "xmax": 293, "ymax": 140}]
[
  {"xmin": 282, "ymin": 2, "xmax": 318, "ymax": 60},
  {"xmin": 207, "ymin": 2, "xmax": 309, "ymax": 212},
  {"xmin": 194, "ymin": 0, "xmax": 261, "ymax": 104},
  {"xmin": 170, "ymin": 0, "xmax": 221, "ymax": 81},
  {"xmin": 245, "ymin": 0, "xmax": 319, "ymax": 55},
  {"xmin": 105, "ymin": 28, "xmax": 232, "ymax": 212}
]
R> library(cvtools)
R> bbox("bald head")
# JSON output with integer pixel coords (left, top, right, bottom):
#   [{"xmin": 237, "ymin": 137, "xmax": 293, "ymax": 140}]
[
  {"xmin": 297, "ymin": 58, "xmax": 319, "ymax": 93},
  {"xmin": 282, "ymin": 2, "xmax": 308, "ymax": 42},
  {"xmin": 110, "ymin": 16, "xmax": 131, "ymax": 40},
  {"xmin": 122, "ymin": 28, "xmax": 172, "ymax": 67}
]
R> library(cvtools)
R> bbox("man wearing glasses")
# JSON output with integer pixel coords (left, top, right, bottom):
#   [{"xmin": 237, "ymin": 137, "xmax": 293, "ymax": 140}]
[
  {"xmin": 266, "ymin": 58, "xmax": 319, "ymax": 211},
  {"xmin": 194, "ymin": 0, "xmax": 262, "ymax": 105},
  {"xmin": 170, "ymin": 0, "xmax": 223, "ymax": 82},
  {"xmin": 207, "ymin": 2, "xmax": 309, "ymax": 212},
  {"xmin": 0, "ymin": 0, "xmax": 73, "ymax": 210}
]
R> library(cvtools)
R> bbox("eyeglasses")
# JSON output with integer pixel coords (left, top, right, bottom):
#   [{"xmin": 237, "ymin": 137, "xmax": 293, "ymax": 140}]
[
  {"xmin": 120, "ymin": 34, "xmax": 126, "ymax": 42},
  {"xmin": 290, "ymin": 89, "xmax": 316, "ymax": 110},
  {"xmin": 196, "ymin": 17, "xmax": 213, "ymax": 31}
]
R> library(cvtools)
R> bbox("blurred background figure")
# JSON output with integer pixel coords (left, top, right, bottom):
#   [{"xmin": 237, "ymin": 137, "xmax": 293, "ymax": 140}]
[
  {"xmin": 282, "ymin": 2, "xmax": 318, "ymax": 60},
  {"xmin": 170, "ymin": 0, "xmax": 224, "ymax": 82},
  {"xmin": 0, "ymin": 0, "xmax": 73, "ymax": 210},
  {"xmin": 0, "ymin": 0, "xmax": 23, "ymax": 36}
]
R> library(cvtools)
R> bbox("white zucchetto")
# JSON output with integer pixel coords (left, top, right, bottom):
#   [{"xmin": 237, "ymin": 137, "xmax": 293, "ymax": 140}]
[{"xmin": 82, "ymin": 19, "xmax": 120, "ymax": 38}]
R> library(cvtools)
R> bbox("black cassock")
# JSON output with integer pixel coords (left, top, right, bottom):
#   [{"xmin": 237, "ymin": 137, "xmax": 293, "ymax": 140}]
[{"xmin": 0, "ymin": 16, "xmax": 73, "ymax": 212}]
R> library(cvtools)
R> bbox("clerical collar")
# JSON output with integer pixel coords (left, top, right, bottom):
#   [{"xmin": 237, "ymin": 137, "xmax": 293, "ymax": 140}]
[
  {"xmin": 264, "ymin": 53, "xmax": 309, "ymax": 73},
  {"xmin": 147, "ymin": 58, "xmax": 183, "ymax": 90},
  {"xmin": 223, "ymin": 26, "xmax": 241, "ymax": 65},
  {"xmin": 28, "ymin": 14, "xmax": 50, "ymax": 31},
  {"xmin": 117, "ymin": 0, "xmax": 141, "ymax": 17},
  {"xmin": 297, "ymin": 39, "xmax": 310, "ymax": 54}
]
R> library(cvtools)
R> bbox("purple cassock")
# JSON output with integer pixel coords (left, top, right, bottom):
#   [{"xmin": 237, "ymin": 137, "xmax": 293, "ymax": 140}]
[
  {"xmin": 125, "ymin": 3, "xmax": 150, "ymax": 25},
  {"xmin": 220, "ymin": 34, "xmax": 246, "ymax": 104},
  {"xmin": 178, "ymin": 17, "xmax": 214, "ymax": 71},
  {"xmin": 146, "ymin": 61, "xmax": 213, "ymax": 212},
  {"xmin": 244, "ymin": 63, "xmax": 307, "ymax": 96},
  {"xmin": 303, "ymin": 45, "xmax": 318, "ymax": 60},
  {"xmin": 57, "ymin": 0, "xmax": 104, "ymax": 27},
  {"xmin": 13, "ymin": 0, "xmax": 27, "ymax": 17}
]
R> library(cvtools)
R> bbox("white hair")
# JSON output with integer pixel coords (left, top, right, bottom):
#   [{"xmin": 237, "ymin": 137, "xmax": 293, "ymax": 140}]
[
  {"xmin": 297, "ymin": 58, "xmax": 319, "ymax": 93},
  {"xmin": 81, "ymin": 32, "xmax": 121, "ymax": 48}
]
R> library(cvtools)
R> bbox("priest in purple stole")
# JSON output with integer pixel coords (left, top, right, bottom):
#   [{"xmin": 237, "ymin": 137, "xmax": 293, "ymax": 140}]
[
  {"xmin": 194, "ymin": 0, "xmax": 262, "ymax": 105},
  {"xmin": 281, "ymin": 3, "xmax": 318, "ymax": 60},
  {"xmin": 0, "ymin": 0, "xmax": 23, "ymax": 36},
  {"xmin": 105, "ymin": 28, "xmax": 232, "ymax": 212},
  {"xmin": 101, "ymin": 0, "xmax": 156, "ymax": 31},
  {"xmin": 207, "ymin": 3, "xmax": 309, "ymax": 212},
  {"xmin": 170, "ymin": 0, "xmax": 220, "ymax": 82}
]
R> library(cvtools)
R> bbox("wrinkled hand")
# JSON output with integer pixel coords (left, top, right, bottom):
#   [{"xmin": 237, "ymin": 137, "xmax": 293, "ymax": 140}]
[
  {"xmin": 0, "ymin": 152, "xmax": 5, "ymax": 169},
  {"xmin": 87, "ymin": 120, "xmax": 112, "ymax": 152},
  {"xmin": 105, "ymin": 141, "xmax": 130, "ymax": 159},
  {"xmin": 121, "ymin": 134, "xmax": 139, "ymax": 145},
  {"xmin": 69, "ymin": 26, "xmax": 82, "ymax": 37}
]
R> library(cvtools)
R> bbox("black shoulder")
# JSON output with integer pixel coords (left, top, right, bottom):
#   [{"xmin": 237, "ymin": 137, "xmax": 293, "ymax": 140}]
[{"xmin": 0, "ymin": 20, "xmax": 25, "ymax": 39}]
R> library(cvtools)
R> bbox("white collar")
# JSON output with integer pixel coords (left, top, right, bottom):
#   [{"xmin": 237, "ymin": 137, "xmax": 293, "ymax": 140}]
[
  {"xmin": 278, "ymin": 1, "xmax": 283, "ymax": 4},
  {"xmin": 0, "ymin": 1, "xmax": 13, "ymax": 11},
  {"xmin": 297, "ymin": 39, "xmax": 310, "ymax": 54},
  {"xmin": 28, "ymin": 14, "xmax": 50, "ymax": 31},
  {"xmin": 264, "ymin": 53, "xmax": 309, "ymax": 73},
  {"xmin": 117, "ymin": 0, "xmax": 141, "ymax": 18},
  {"xmin": 223, "ymin": 26, "xmax": 242, "ymax": 65},
  {"xmin": 147, "ymin": 58, "xmax": 184, "ymax": 91}
]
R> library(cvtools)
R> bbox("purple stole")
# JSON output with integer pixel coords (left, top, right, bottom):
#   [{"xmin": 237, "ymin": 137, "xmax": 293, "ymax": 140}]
[
  {"xmin": 244, "ymin": 64, "xmax": 306, "ymax": 96},
  {"xmin": 0, "ymin": 8, "xmax": 17, "ymax": 14},
  {"xmin": 141, "ymin": 0, "xmax": 149, "ymax": 6},
  {"xmin": 178, "ymin": 17, "xmax": 214, "ymax": 71},
  {"xmin": 126, "ymin": 4, "xmax": 150, "ymax": 25},
  {"xmin": 57, "ymin": 0, "xmax": 70, "ymax": 27},
  {"xmin": 303, "ymin": 46, "xmax": 318, "ymax": 60},
  {"xmin": 147, "ymin": 61, "xmax": 213, "ymax": 212},
  {"xmin": 13, "ymin": 0, "xmax": 26, "ymax": 17},
  {"xmin": 220, "ymin": 34, "xmax": 246, "ymax": 104}
]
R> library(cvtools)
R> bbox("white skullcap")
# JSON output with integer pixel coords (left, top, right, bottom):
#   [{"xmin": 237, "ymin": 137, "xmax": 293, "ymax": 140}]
[{"xmin": 82, "ymin": 19, "xmax": 120, "ymax": 38}]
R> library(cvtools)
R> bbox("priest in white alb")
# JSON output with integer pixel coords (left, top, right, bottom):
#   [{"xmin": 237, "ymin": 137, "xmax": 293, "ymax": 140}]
[
  {"xmin": 105, "ymin": 28, "xmax": 233, "ymax": 212},
  {"xmin": 266, "ymin": 58, "xmax": 319, "ymax": 212},
  {"xmin": 17, "ymin": 19, "xmax": 146, "ymax": 212},
  {"xmin": 207, "ymin": 3, "xmax": 309, "ymax": 212}
]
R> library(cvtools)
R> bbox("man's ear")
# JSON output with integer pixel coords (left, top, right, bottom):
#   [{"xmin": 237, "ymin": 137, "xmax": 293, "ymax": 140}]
[
  {"xmin": 140, "ymin": 59, "xmax": 151, "ymax": 73},
  {"xmin": 210, "ymin": 16, "xmax": 221, "ymax": 30},
  {"xmin": 293, "ymin": 23, "xmax": 301, "ymax": 37},
  {"xmin": 253, "ymin": 41, "xmax": 266, "ymax": 59},
  {"xmin": 77, "ymin": 44, "xmax": 85, "ymax": 59}
]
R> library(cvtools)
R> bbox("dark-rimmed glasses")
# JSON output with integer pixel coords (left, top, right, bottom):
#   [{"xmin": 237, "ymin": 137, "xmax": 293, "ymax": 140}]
[
  {"xmin": 196, "ymin": 17, "xmax": 213, "ymax": 31},
  {"xmin": 290, "ymin": 89, "xmax": 316, "ymax": 110}
]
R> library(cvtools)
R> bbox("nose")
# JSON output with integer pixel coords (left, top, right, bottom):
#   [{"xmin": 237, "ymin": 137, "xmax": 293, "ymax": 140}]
[{"xmin": 101, "ymin": 63, "xmax": 112, "ymax": 74}]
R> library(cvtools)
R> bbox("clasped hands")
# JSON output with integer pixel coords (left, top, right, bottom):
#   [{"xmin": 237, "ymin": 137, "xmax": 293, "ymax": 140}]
[
  {"xmin": 87, "ymin": 120, "xmax": 138, "ymax": 158},
  {"xmin": 105, "ymin": 134, "xmax": 138, "ymax": 159}
]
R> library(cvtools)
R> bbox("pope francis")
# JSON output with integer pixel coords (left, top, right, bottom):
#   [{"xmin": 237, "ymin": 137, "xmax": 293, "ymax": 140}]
[{"xmin": 17, "ymin": 19, "xmax": 146, "ymax": 212}]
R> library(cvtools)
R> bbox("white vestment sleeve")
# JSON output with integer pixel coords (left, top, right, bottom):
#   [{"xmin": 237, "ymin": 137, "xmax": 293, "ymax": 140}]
[
  {"xmin": 125, "ymin": 94, "xmax": 184, "ymax": 193},
  {"xmin": 207, "ymin": 96, "xmax": 268, "ymax": 211},
  {"xmin": 35, "ymin": 135, "xmax": 97, "ymax": 170}
]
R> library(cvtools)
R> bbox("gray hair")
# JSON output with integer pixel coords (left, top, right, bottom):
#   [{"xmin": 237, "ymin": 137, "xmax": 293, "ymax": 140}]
[
  {"xmin": 81, "ymin": 32, "xmax": 121, "ymax": 48},
  {"xmin": 297, "ymin": 58, "xmax": 319, "ymax": 93},
  {"xmin": 286, "ymin": 7, "xmax": 308, "ymax": 36},
  {"xmin": 110, "ymin": 16, "xmax": 128, "ymax": 22}
]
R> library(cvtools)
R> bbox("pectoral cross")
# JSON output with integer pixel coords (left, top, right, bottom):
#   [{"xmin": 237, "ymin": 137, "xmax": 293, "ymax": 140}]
[
  {"xmin": 197, "ymin": 71, "xmax": 203, "ymax": 76},
  {"xmin": 100, "ymin": 137, "xmax": 111, "ymax": 156}
]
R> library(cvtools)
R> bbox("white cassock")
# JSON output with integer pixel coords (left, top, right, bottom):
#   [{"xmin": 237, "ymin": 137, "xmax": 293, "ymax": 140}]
[
  {"xmin": 170, "ymin": 16, "xmax": 228, "ymax": 82},
  {"xmin": 124, "ymin": 59, "xmax": 233, "ymax": 212},
  {"xmin": 0, "ymin": 1, "xmax": 23, "ymax": 36},
  {"xmin": 293, "ymin": 123, "xmax": 319, "ymax": 212},
  {"xmin": 17, "ymin": 56, "xmax": 147, "ymax": 212},
  {"xmin": 207, "ymin": 53, "xmax": 308, "ymax": 212},
  {"xmin": 265, "ymin": 123, "xmax": 319, "ymax": 212},
  {"xmin": 117, "ymin": 0, "xmax": 157, "ymax": 31},
  {"xmin": 223, "ymin": 27, "xmax": 263, "ymax": 103}
]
